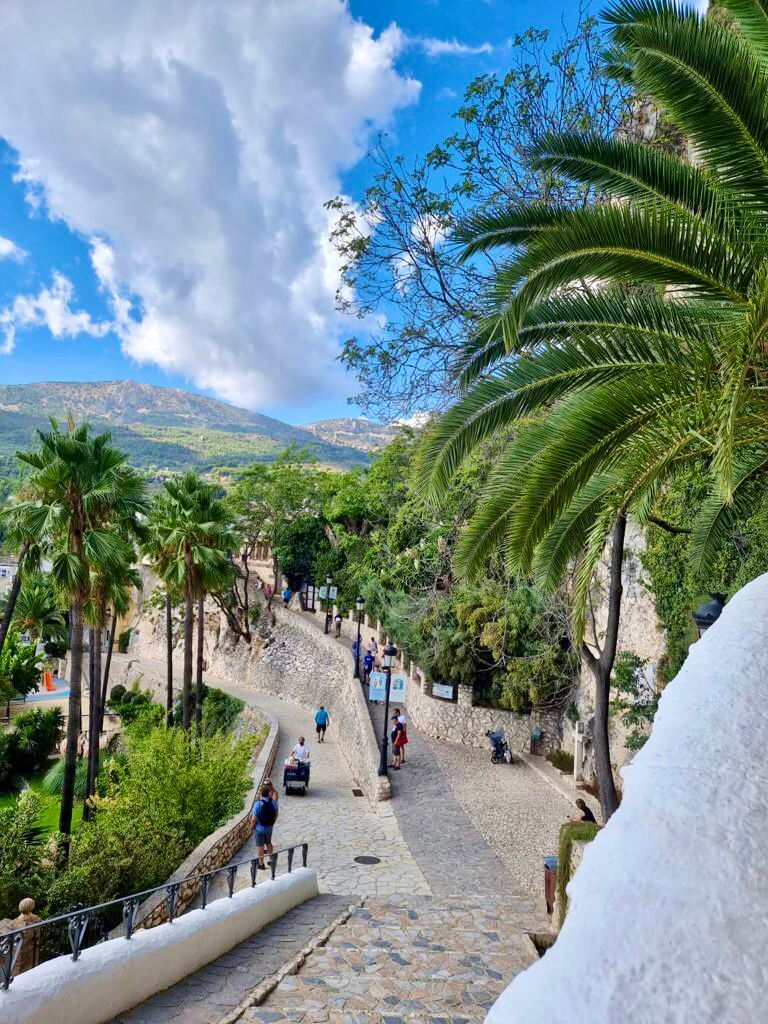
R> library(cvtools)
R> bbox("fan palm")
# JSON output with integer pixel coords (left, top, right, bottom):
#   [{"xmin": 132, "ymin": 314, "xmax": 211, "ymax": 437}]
[
  {"xmin": 149, "ymin": 474, "xmax": 233, "ymax": 731},
  {"xmin": 11, "ymin": 418, "xmax": 147, "ymax": 837},
  {"xmin": 418, "ymin": 0, "xmax": 768, "ymax": 818},
  {"xmin": 4, "ymin": 572, "xmax": 65, "ymax": 642}
]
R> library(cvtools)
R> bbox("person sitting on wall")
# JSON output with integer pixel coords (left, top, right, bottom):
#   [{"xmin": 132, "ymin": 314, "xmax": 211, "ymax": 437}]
[{"xmin": 569, "ymin": 798, "xmax": 597, "ymax": 824}]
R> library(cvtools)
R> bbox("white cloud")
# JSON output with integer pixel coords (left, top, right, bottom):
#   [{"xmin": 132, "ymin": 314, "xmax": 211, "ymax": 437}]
[
  {"xmin": 418, "ymin": 38, "xmax": 493, "ymax": 58},
  {"xmin": 0, "ymin": 1, "xmax": 421, "ymax": 408},
  {"xmin": 0, "ymin": 235, "xmax": 26, "ymax": 262},
  {"xmin": 0, "ymin": 272, "xmax": 109, "ymax": 354}
]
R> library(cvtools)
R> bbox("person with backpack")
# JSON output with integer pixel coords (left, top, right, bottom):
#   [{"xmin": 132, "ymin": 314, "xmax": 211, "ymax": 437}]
[
  {"xmin": 251, "ymin": 782, "xmax": 279, "ymax": 870},
  {"xmin": 315, "ymin": 706, "xmax": 329, "ymax": 742}
]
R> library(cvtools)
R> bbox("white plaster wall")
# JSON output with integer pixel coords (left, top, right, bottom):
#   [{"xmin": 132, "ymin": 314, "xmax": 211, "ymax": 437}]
[
  {"xmin": 2, "ymin": 868, "xmax": 319, "ymax": 1024},
  {"xmin": 486, "ymin": 573, "xmax": 768, "ymax": 1024}
]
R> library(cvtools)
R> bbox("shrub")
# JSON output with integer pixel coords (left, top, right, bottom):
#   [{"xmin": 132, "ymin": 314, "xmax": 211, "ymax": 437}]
[
  {"xmin": 556, "ymin": 821, "xmax": 599, "ymax": 928},
  {"xmin": 8, "ymin": 708, "xmax": 64, "ymax": 775},
  {"xmin": 109, "ymin": 684, "xmax": 127, "ymax": 704},
  {"xmin": 118, "ymin": 629, "xmax": 132, "ymax": 654},
  {"xmin": 546, "ymin": 749, "xmax": 575, "ymax": 773},
  {"xmin": 42, "ymin": 757, "xmax": 90, "ymax": 800},
  {"xmin": 0, "ymin": 790, "xmax": 47, "ymax": 918},
  {"xmin": 0, "ymin": 730, "xmax": 18, "ymax": 791},
  {"xmin": 0, "ymin": 632, "xmax": 43, "ymax": 701},
  {"xmin": 202, "ymin": 687, "xmax": 245, "ymax": 736}
]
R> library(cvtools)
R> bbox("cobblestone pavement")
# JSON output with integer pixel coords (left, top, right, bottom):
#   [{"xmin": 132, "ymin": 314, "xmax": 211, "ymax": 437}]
[
  {"xmin": 423, "ymin": 737, "xmax": 595, "ymax": 898},
  {"xmin": 114, "ymin": 894, "xmax": 351, "ymax": 1024},
  {"xmin": 255, "ymin": 894, "xmax": 540, "ymax": 1024},
  {"xmin": 366, "ymin": 695, "xmax": 514, "ymax": 898}
]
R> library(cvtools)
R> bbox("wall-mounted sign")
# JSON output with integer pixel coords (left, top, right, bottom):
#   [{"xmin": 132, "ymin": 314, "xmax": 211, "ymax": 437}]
[{"xmin": 432, "ymin": 681, "xmax": 455, "ymax": 701}]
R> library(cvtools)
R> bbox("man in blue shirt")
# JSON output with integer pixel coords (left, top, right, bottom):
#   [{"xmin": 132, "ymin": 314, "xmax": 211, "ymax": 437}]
[
  {"xmin": 251, "ymin": 782, "xmax": 279, "ymax": 869},
  {"xmin": 315, "ymin": 706, "xmax": 330, "ymax": 742}
]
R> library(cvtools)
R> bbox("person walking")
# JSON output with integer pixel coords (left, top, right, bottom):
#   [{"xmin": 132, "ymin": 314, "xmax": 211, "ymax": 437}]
[
  {"xmin": 363, "ymin": 650, "xmax": 374, "ymax": 684},
  {"xmin": 251, "ymin": 782, "xmax": 279, "ymax": 869},
  {"xmin": 393, "ymin": 708, "xmax": 408, "ymax": 763},
  {"xmin": 334, "ymin": 612, "xmax": 343, "ymax": 638},
  {"xmin": 390, "ymin": 714, "xmax": 405, "ymax": 770},
  {"xmin": 282, "ymin": 586, "xmax": 292, "ymax": 608},
  {"xmin": 315, "ymin": 705, "xmax": 329, "ymax": 742}
]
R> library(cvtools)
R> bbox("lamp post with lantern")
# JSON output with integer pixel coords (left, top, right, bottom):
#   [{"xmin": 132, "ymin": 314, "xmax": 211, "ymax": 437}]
[
  {"xmin": 353, "ymin": 595, "xmax": 365, "ymax": 679},
  {"xmin": 377, "ymin": 641, "xmax": 398, "ymax": 777}
]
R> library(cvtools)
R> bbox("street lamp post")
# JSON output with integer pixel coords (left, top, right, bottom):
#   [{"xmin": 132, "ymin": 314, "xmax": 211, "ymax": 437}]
[
  {"xmin": 692, "ymin": 593, "xmax": 726, "ymax": 638},
  {"xmin": 323, "ymin": 575, "xmax": 333, "ymax": 635},
  {"xmin": 377, "ymin": 641, "xmax": 398, "ymax": 777},
  {"xmin": 353, "ymin": 595, "xmax": 364, "ymax": 679}
]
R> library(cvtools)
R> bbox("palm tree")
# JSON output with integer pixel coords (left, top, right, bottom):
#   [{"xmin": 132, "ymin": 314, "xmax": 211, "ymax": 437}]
[
  {"xmin": 150, "ymin": 474, "xmax": 233, "ymax": 730},
  {"xmin": 418, "ymin": 0, "xmax": 768, "ymax": 819},
  {"xmin": 12, "ymin": 419, "xmax": 147, "ymax": 837},
  {"xmin": 3, "ymin": 572, "xmax": 65, "ymax": 643}
]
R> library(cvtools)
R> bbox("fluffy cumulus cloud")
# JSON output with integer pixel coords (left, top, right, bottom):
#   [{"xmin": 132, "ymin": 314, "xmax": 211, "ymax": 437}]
[
  {"xmin": 0, "ymin": 273, "xmax": 109, "ymax": 355},
  {"xmin": 0, "ymin": 235, "xmax": 25, "ymax": 262},
  {"xmin": 0, "ymin": 0, "xmax": 422, "ymax": 408}
]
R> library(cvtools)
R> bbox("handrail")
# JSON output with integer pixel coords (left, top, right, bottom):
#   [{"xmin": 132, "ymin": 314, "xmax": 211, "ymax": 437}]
[{"xmin": 0, "ymin": 841, "xmax": 309, "ymax": 991}]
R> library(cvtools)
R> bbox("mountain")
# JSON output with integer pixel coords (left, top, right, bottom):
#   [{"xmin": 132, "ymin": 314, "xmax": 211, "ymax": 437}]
[
  {"xmin": 0, "ymin": 381, "xmax": 368, "ymax": 475},
  {"xmin": 301, "ymin": 417, "xmax": 399, "ymax": 451}
]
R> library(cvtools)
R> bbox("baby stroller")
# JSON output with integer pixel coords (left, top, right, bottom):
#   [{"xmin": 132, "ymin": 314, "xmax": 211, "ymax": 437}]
[{"xmin": 486, "ymin": 728, "xmax": 513, "ymax": 764}]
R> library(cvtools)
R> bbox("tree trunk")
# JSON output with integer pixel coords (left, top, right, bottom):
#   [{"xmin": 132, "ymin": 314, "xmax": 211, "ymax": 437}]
[
  {"xmin": 59, "ymin": 599, "xmax": 83, "ymax": 839},
  {"xmin": 582, "ymin": 513, "xmax": 626, "ymax": 822},
  {"xmin": 268, "ymin": 551, "xmax": 279, "ymax": 609},
  {"xmin": 0, "ymin": 549, "xmax": 25, "ymax": 657},
  {"xmin": 86, "ymin": 625, "xmax": 102, "ymax": 815},
  {"xmin": 99, "ymin": 613, "xmax": 117, "ymax": 731},
  {"xmin": 83, "ymin": 628, "xmax": 96, "ymax": 818},
  {"xmin": 182, "ymin": 592, "xmax": 193, "ymax": 730},
  {"xmin": 165, "ymin": 592, "xmax": 173, "ymax": 727},
  {"xmin": 195, "ymin": 595, "xmax": 205, "ymax": 733}
]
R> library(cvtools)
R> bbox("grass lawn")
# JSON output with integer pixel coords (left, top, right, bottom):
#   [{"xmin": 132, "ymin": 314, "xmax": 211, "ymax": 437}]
[{"xmin": 0, "ymin": 763, "xmax": 83, "ymax": 833}]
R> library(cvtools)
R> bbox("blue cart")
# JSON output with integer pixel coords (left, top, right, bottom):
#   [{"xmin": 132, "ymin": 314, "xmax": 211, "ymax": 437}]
[{"xmin": 283, "ymin": 760, "xmax": 310, "ymax": 795}]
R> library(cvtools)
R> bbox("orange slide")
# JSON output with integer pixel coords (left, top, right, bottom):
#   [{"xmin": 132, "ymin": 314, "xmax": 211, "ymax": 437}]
[{"xmin": 42, "ymin": 671, "xmax": 55, "ymax": 691}]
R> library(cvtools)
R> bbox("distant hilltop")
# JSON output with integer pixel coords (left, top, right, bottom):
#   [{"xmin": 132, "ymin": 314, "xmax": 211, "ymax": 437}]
[{"xmin": 0, "ymin": 380, "xmax": 371, "ymax": 476}]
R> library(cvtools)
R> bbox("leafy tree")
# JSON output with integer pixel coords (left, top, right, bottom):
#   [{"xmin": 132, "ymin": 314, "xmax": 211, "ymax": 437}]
[
  {"xmin": 326, "ymin": 8, "xmax": 628, "ymax": 418},
  {"xmin": 417, "ymin": 0, "xmax": 768, "ymax": 819},
  {"xmin": 0, "ymin": 791, "xmax": 46, "ymax": 917},
  {"xmin": 0, "ymin": 631, "xmax": 45, "ymax": 702},
  {"xmin": 11, "ymin": 419, "xmax": 148, "ymax": 836}
]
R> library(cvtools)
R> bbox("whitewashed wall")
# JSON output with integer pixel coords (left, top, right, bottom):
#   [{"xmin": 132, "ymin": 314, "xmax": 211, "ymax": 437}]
[{"xmin": 486, "ymin": 573, "xmax": 768, "ymax": 1024}]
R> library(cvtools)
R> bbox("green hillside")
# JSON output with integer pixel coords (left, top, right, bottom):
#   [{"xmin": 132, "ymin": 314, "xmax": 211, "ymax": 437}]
[{"xmin": 0, "ymin": 382, "xmax": 368, "ymax": 475}]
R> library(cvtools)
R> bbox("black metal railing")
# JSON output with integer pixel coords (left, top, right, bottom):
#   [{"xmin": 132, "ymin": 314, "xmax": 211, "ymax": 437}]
[{"xmin": 0, "ymin": 841, "xmax": 309, "ymax": 991}]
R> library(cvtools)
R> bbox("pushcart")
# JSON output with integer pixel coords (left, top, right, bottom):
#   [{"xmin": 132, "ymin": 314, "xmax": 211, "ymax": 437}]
[{"xmin": 283, "ymin": 760, "xmax": 310, "ymax": 795}]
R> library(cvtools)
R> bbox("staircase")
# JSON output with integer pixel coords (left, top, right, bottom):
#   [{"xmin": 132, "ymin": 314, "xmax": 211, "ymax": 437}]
[{"xmin": 250, "ymin": 894, "xmax": 541, "ymax": 1023}]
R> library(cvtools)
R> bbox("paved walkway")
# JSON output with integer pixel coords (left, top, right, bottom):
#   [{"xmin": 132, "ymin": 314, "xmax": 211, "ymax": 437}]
[
  {"xmin": 257, "ymin": 894, "xmax": 540, "ymax": 1024},
  {"xmin": 114, "ymin": 894, "xmax": 350, "ymax": 1024}
]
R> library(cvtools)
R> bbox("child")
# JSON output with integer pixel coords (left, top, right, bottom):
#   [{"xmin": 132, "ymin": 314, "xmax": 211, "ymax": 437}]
[{"xmin": 363, "ymin": 650, "xmax": 374, "ymax": 684}]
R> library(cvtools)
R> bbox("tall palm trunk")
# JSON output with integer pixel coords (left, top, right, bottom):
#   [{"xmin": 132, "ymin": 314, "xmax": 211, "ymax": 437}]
[
  {"xmin": 83, "ymin": 628, "xmax": 96, "ymax": 819},
  {"xmin": 165, "ymin": 592, "xmax": 173, "ymax": 727},
  {"xmin": 182, "ymin": 592, "xmax": 193, "ymax": 730},
  {"xmin": 0, "ymin": 542, "xmax": 28, "ymax": 657},
  {"xmin": 86, "ymin": 624, "xmax": 102, "ymax": 816},
  {"xmin": 99, "ymin": 612, "xmax": 117, "ymax": 731},
  {"xmin": 195, "ymin": 594, "xmax": 205, "ymax": 733},
  {"xmin": 60, "ymin": 598, "xmax": 83, "ymax": 838}
]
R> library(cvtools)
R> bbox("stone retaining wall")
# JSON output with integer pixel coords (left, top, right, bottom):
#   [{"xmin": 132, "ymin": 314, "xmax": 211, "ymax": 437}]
[
  {"xmin": 130, "ymin": 707, "xmax": 280, "ymax": 932},
  {"xmin": 334, "ymin": 608, "xmax": 562, "ymax": 754}
]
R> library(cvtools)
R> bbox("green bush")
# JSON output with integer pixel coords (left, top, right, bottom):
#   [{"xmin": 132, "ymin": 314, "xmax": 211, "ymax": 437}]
[
  {"xmin": 0, "ymin": 708, "xmax": 65, "ymax": 784},
  {"xmin": 0, "ymin": 730, "xmax": 16, "ymax": 791},
  {"xmin": 42, "ymin": 757, "xmax": 90, "ymax": 800},
  {"xmin": 0, "ymin": 790, "xmax": 48, "ymax": 918},
  {"xmin": 109, "ymin": 684, "xmax": 127, "ymax": 703},
  {"xmin": 201, "ymin": 687, "xmax": 245, "ymax": 736},
  {"xmin": 118, "ymin": 629, "xmax": 132, "ymax": 654},
  {"xmin": 557, "ymin": 821, "xmax": 599, "ymax": 928},
  {"xmin": 546, "ymin": 749, "xmax": 575, "ymax": 773},
  {"xmin": 0, "ymin": 632, "xmax": 43, "ymax": 702}
]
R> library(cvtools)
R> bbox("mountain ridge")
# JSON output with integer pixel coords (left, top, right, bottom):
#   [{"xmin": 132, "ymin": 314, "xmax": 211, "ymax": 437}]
[{"xmin": 0, "ymin": 380, "xmax": 369, "ymax": 474}]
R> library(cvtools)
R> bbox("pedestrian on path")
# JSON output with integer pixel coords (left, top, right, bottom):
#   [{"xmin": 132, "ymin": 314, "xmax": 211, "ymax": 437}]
[
  {"xmin": 283, "ymin": 586, "xmax": 292, "ymax": 608},
  {"xmin": 315, "ymin": 705, "xmax": 329, "ymax": 742},
  {"xmin": 334, "ymin": 612, "xmax": 343, "ymax": 638},
  {"xmin": 393, "ymin": 708, "xmax": 408, "ymax": 763},
  {"xmin": 291, "ymin": 737, "xmax": 310, "ymax": 761},
  {"xmin": 390, "ymin": 714, "xmax": 405, "ymax": 770},
  {"xmin": 363, "ymin": 650, "xmax": 374, "ymax": 684},
  {"xmin": 252, "ymin": 782, "xmax": 279, "ymax": 869}
]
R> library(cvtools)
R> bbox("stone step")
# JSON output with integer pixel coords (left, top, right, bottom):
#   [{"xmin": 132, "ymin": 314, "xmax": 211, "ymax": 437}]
[{"xmin": 252, "ymin": 896, "xmax": 539, "ymax": 1024}]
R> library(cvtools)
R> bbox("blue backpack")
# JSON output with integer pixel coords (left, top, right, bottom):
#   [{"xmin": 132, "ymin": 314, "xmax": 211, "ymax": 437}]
[{"xmin": 254, "ymin": 798, "xmax": 277, "ymax": 828}]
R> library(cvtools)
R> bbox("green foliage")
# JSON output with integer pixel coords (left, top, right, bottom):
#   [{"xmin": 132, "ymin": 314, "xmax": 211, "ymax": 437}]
[
  {"xmin": 0, "ymin": 708, "xmax": 65, "ymax": 790},
  {"xmin": 109, "ymin": 684, "xmax": 127, "ymax": 704},
  {"xmin": 118, "ymin": 628, "xmax": 132, "ymax": 654},
  {"xmin": 557, "ymin": 820, "xmax": 599, "ymax": 928},
  {"xmin": 107, "ymin": 687, "xmax": 160, "ymax": 725},
  {"xmin": 201, "ymin": 687, "xmax": 245, "ymax": 736},
  {"xmin": 547, "ymin": 749, "xmax": 575, "ymax": 773},
  {"xmin": 0, "ymin": 790, "xmax": 47, "ymax": 917},
  {"xmin": 610, "ymin": 651, "xmax": 658, "ymax": 752},
  {"xmin": 42, "ymin": 757, "xmax": 90, "ymax": 800},
  {"xmin": 0, "ymin": 631, "xmax": 44, "ymax": 701}
]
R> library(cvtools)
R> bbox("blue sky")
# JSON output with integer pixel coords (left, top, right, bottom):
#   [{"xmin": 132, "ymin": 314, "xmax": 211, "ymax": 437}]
[{"xmin": 0, "ymin": 0, "xmax": 584, "ymax": 425}]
